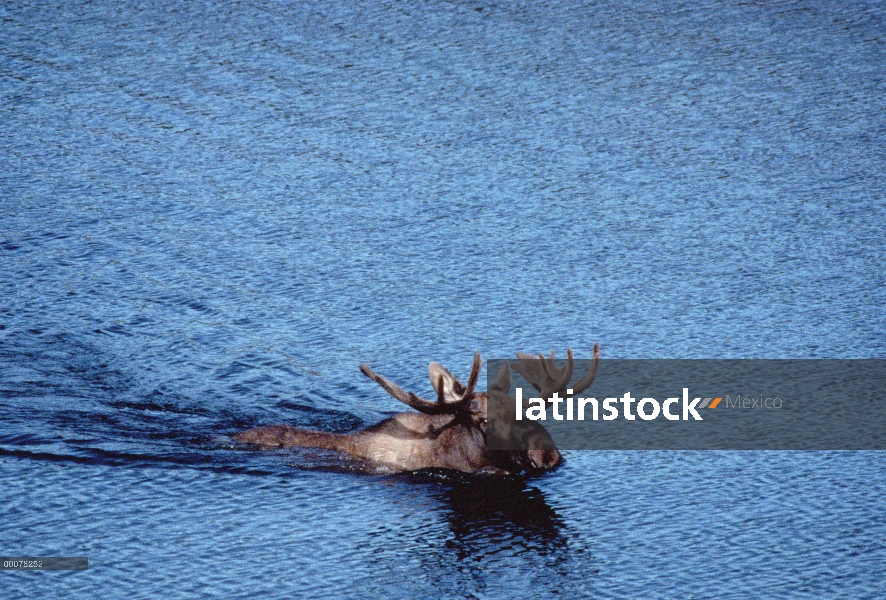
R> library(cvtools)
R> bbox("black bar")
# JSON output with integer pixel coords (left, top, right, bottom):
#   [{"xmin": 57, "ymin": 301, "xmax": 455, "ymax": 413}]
[
  {"xmin": 487, "ymin": 359, "xmax": 886, "ymax": 450},
  {"xmin": 1, "ymin": 557, "xmax": 88, "ymax": 570}
]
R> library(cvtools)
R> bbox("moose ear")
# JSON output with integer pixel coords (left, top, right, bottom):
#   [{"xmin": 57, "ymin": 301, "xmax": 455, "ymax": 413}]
[
  {"xmin": 428, "ymin": 362, "xmax": 465, "ymax": 402},
  {"xmin": 491, "ymin": 362, "xmax": 511, "ymax": 392}
]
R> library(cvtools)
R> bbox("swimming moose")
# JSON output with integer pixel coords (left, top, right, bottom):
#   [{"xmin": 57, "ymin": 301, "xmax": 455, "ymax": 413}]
[{"xmin": 234, "ymin": 346, "xmax": 600, "ymax": 476}]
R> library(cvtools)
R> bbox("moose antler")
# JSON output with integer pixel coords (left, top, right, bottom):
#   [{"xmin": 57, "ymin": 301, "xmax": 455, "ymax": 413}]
[
  {"xmin": 512, "ymin": 344, "xmax": 600, "ymax": 399},
  {"xmin": 360, "ymin": 351, "xmax": 483, "ymax": 415}
]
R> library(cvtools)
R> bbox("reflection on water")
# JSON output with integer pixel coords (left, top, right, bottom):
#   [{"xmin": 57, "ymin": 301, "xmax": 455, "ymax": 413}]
[
  {"xmin": 403, "ymin": 471, "xmax": 564, "ymax": 533},
  {"xmin": 382, "ymin": 471, "xmax": 585, "ymax": 597},
  {"xmin": 434, "ymin": 475, "xmax": 566, "ymax": 552}
]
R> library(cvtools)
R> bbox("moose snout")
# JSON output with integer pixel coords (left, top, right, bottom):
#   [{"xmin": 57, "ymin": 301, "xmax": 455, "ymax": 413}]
[{"xmin": 526, "ymin": 448, "xmax": 563, "ymax": 472}]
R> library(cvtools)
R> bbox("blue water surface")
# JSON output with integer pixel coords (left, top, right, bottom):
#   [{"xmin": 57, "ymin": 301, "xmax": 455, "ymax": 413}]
[{"xmin": 2, "ymin": 0, "xmax": 885, "ymax": 597}]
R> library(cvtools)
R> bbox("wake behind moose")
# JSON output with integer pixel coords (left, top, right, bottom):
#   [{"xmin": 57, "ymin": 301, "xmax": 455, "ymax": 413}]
[{"xmin": 234, "ymin": 346, "xmax": 600, "ymax": 476}]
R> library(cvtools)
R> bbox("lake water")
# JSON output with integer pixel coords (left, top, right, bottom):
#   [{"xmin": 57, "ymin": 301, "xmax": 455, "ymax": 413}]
[{"xmin": 2, "ymin": 0, "xmax": 885, "ymax": 597}]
